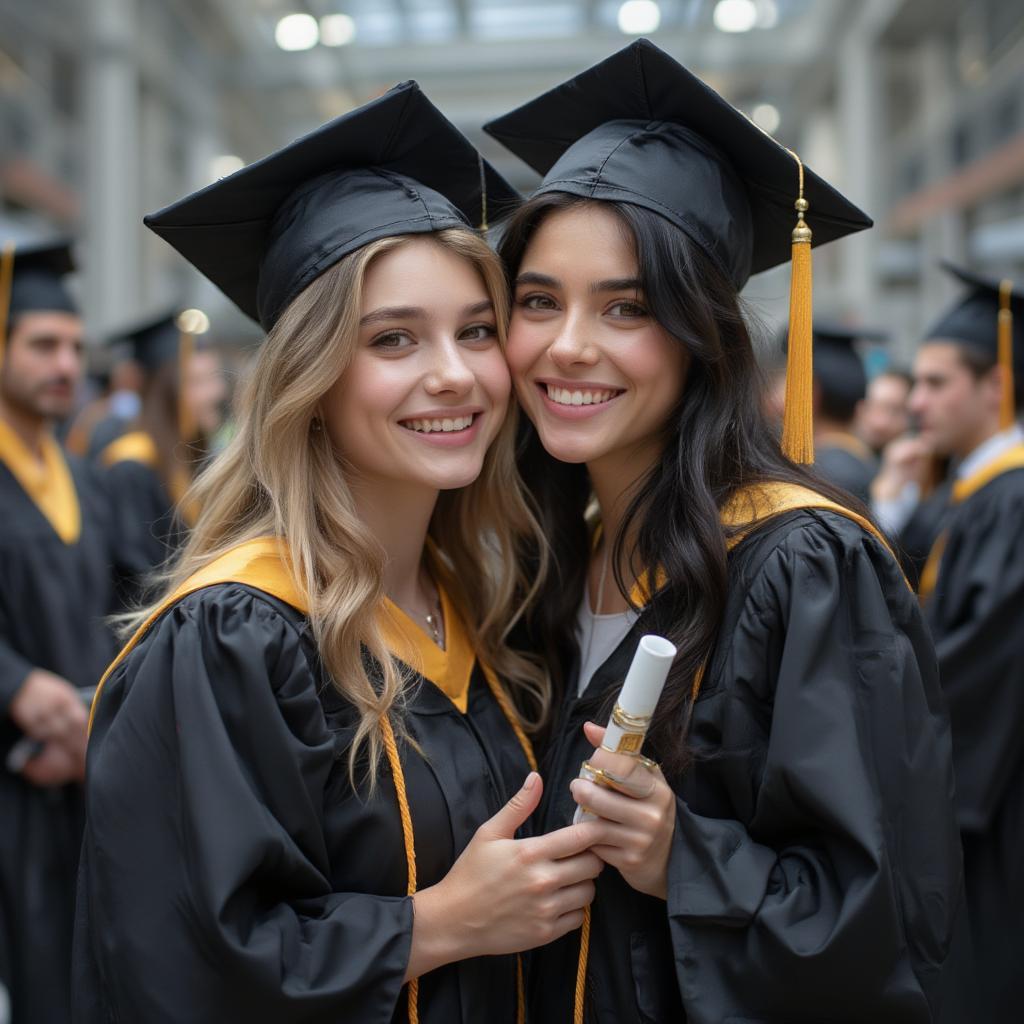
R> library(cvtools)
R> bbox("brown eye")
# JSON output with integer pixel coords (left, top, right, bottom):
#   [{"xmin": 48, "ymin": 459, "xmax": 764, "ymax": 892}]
[
  {"xmin": 372, "ymin": 331, "xmax": 412, "ymax": 350},
  {"xmin": 460, "ymin": 323, "xmax": 498, "ymax": 343},
  {"xmin": 607, "ymin": 301, "xmax": 647, "ymax": 318},
  {"xmin": 518, "ymin": 293, "xmax": 558, "ymax": 311}
]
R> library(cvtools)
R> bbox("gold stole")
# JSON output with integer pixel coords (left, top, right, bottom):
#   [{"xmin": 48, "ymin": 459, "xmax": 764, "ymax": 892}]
[
  {"xmin": 90, "ymin": 537, "xmax": 489, "ymax": 730},
  {"xmin": 0, "ymin": 417, "xmax": 81, "ymax": 543},
  {"xmin": 629, "ymin": 480, "xmax": 902, "ymax": 606},
  {"xmin": 918, "ymin": 443, "xmax": 1024, "ymax": 603}
]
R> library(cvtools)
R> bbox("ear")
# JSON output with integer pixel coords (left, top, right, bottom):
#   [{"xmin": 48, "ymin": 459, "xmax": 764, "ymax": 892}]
[{"xmin": 983, "ymin": 363, "xmax": 1007, "ymax": 411}]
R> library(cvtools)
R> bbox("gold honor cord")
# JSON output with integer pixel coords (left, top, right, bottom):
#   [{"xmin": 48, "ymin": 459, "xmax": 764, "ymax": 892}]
[
  {"xmin": 86, "ymin": 536, "xmax": 535, "ymax": 1024},
  {"xmin": 0, "ymin": 241, "xmax": 16, "ymax": 372},
  {"xmin": 177, "ymin": 328, "xmax": 197, "ymax": 443},
  {"xmin": 780, "ymin": 151, "xmax": 815, "ymax": 465}
]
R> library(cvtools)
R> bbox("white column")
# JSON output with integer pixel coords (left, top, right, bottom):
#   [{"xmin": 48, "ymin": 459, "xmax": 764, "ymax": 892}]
[{"xmin": 83, "ymin": 0, "xmax": 141, "ymax": 335}]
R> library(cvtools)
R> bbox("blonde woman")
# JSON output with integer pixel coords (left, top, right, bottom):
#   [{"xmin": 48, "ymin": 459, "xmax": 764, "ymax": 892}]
[{"xmin": 73, "ymin": 85, "xmax": 602, "ymax": 1024}]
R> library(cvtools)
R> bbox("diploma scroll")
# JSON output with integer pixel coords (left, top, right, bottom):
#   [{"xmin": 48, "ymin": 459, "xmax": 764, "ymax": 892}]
[{"xmin": 573, "ymin": 634, "xmax": 676, "ymax": 824}]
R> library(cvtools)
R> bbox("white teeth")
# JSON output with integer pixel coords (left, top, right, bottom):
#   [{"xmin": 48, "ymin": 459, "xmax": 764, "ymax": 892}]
[
  {"xmin": 403, "ymin": 414, "xmax": 474, "ymax": 433},
  {"xmin": 545, "ymin": 384, "xmax": 617, "ymax": 406}
]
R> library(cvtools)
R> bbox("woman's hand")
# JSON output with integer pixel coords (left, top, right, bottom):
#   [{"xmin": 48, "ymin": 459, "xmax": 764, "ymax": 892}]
[
  {"xmin": 407, "ymin": 772, "xmax": 603, "ymax": 980},
  {"xmin": 569, "ymin": 721, "xmax": 676, "ymax": 900}
]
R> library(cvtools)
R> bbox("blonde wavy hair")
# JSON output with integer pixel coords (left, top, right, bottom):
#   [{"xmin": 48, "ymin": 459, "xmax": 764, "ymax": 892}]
[{"xmin": 131, "ymin": 229, "xmax": 549, "ymax": 784}]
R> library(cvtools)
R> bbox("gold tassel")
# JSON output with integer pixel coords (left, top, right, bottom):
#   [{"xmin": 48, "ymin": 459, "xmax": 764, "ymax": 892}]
[
  {"xmin": 477, "ymin": 152, "xmax": 489, "ymax": 235},
  {"xmin": 0, "ymin": 241, "xmax": 16, "ymax": 374},
  {"xmin": 780, "ymin": 155, "xmax": 815, "ymax": 464},
  {"xmin": 176, "ymin": 326, "xmax": 197, "ymax": 443},
  {"xmin": 998, "ymin": 279, "xmax": 1015, "ymax": 430}
]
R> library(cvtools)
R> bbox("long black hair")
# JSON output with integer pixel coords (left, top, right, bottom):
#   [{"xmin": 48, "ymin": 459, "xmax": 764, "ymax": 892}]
[{"xmin": 500, "ymin": 192, "xmax": 866, "ymax": 773}]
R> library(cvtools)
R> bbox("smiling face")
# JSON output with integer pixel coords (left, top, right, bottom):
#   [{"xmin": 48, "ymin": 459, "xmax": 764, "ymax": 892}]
[
  {"xmin": 506, "ymin": 203, "xmax": 687, "ymax": 473},
  {"xmin": 322, "ymin": 236, "xmax": 510, "ymax": 493}
]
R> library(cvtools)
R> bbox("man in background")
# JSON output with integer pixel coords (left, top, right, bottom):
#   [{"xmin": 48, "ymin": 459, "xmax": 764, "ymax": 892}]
[{"xmin": 0, "ymin": 240, "xmax": 118, "ymax": 1024}]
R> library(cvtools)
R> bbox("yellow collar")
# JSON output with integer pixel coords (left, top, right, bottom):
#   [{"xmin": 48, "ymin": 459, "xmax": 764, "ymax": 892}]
[
  {"xmin": 0, "ymin": 417, "xmax": 80, "ymax": 543},
  {"xmin": 379, "ymin": 588, "xmax": 476, "ymax": 713},
  {"xmin": 951, "ymin": 443, "xmax": 1024, "ymax": 505},
  {"xmin": 628, "ymin": 480, "xmax": 902, "ymax": 606},
  {"xmin": 100, "ymin": 429, "xmax": 159, "ymax": 469},
  {"xmin": 89, "ymin": 537, "xmax": 477, "ymax": 733}
]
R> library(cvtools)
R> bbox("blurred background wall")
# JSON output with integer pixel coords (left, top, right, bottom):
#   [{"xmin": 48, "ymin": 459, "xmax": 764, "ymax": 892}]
[{"xmin": 2, "ymin": 0, "xmax": 1022, "ymax": 363}]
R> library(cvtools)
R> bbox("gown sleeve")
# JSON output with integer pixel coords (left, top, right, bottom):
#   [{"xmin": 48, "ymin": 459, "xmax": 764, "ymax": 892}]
[
  {"xmin": 0, "ymin": 620, "xmax": 33, "ymax": 710},
  {"xmin": 924, "ymin": 476, "xmax": 1024, "ymax": 832},
  {"xmin": 667, "ymin": 513, "xmax": 963, "ymax": 1023},
  {"xmin": 76, "ymin": 586, "xmax": 413, "ymax": 1024}
]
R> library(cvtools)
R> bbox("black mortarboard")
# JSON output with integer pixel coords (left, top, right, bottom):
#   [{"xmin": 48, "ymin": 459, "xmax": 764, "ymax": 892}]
[
  {"xmin": 927, "ymin": 262, "xmax": 1021, "ymax": 427},
  {"xmin": 811, "ymin": 322, "xmax": 889, "ymax": 409},
  {"xmin": 144, "ymin": 81, "xmax": 520, "ymax": 331},
  {"xmin": 483, "ymin": 39, "xmax": 872, "ymax": 465},
  {"xmin": 6, "ymin": 239, "xmax": 78, "ymax": 319},
  {"xmin": 109, "ymin": 310, "xmax": 182, "ymax": 372},
  {"xmin": 483, "ymin": 38, "xmax": 871, "ymax": 289},
  {"xmin": 926, "ymin": 263, "xmax": 1022, "ymax": 361}
]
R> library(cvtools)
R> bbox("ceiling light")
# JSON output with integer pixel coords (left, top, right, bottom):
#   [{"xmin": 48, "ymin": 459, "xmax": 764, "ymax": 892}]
[
  {"xmin": 755, "ymin": 0, "xmax": 779, "ymax": 29},
  {"xmin": 177, "ymin": 309, "xmax": 210, "ymax": 335},
  {"xmin": 713, "ymin": 0, "xmax": 758, "ymax": 33},
  {"xmin": 321, "ymin": 13, "xmax": 356, "ymax": 47},
  {"xmin": 275, "ymin": 13, "xmax": 319, "ymax": 51},
  {"xmin": 209, "ymin": 154, "xmax": 244, "ymax": 181},
  {"xmin": 751, "ymin": 103, "xmax": 780, "ymax": 134},
  {"xmin": 618, "ymin": 1, "xmax": 661, "ymax": 35}
]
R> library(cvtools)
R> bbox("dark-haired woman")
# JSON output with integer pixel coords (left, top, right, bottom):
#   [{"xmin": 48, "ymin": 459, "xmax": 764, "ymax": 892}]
[{"xmin": 488, "ymin": 41, "xmax": 969, "ymax": 1024}]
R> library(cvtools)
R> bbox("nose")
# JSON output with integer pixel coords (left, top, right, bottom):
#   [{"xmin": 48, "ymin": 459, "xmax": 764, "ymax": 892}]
[
  {"xmin": 423, "ymin": 336, "xmax": 476, "ymax": 397},
  {"xmin": 547, "ymin": 309, "xmax": 598, "ymax": 369},
  {"xmin": 55, "ymin": 342, "xmax": 83, "ymax": 381},
  {"xmin": 907, "ymin": 382, "xmax": 925, "ymax": 416}
]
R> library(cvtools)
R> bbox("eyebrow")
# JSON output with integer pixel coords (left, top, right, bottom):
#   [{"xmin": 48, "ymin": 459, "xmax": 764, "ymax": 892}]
[
  {"xmin": 514, "ymin": 271, "xmax": 642, "ymax": 295},
  {"xmin": 590, "ymin": 277, "xmax": 642, "ymax": 295},
  {"xmin": 359, "ymin": 299, "xmax": 494, "ymax": 327}
]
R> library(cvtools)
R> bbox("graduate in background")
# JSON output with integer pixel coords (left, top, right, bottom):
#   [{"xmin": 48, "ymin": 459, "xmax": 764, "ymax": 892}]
[
  {"xmin": 98, "ymin": 310, "xmax": 209, "ymax": 596},
  {"xmin": 807, "ymin": 322, "xmax": 885, "ymax": 504},
  {"xmin": 857, "ymin": 365, "xmax": 912, "ymax": 455},
  {"xmin": 65, "ymin": 346, "xmax": 143, "ymax": 460},
  {"xmin": 75, "ymin": 83, "xmax": 602, "ymax": 1024},
  {"xmin": 911, "ymin": 262, "xmax": 1024, "ymax": 1022},
  {"xmin": 0, "ymin": 240, "xmax": 118, "ymax": 1024},
  {"xmin": 489, "ymin": 40, "xmax": 968, "ymax": 1023}
]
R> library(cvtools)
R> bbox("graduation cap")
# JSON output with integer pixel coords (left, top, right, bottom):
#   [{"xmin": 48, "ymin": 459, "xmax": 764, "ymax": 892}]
[
  {"xmin": 108, "ymin": 308, "xmax": 210, "ymax": 441},
  {"xmin": 811, "ymin": 322, "xmax": 889, "ymax": 411},
  {"xmin": 0, "ymin": 238, "xmax": 78, "ymax": 370},
  {"xmin": 144, "ymin": 81, "xmax": 520, "ymax": 332},
  {"xmin": 927, "ymin": 262, "xmax": 1021, "ymax": 428},
  {"xmin": 483, "ymin": 38, "xmax": 873, "ymax": 464},
  {"xmin": 110, "ymin": 310, "xmax": 183, "ymax": 373}
]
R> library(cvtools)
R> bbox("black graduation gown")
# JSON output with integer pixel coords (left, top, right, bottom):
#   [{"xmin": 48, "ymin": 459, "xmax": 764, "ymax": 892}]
[
  {"xmin": 895, "ymin": 479, "xmax": 954, "ymax": 591},
  {"xmin": 923, "ymin": 466, "xmax": 1024, "ymax": 1022},
  {"xmin": 812, "ymin": 441, "xmax": 877, "ymax": 505},
  {"xmin": 529, "ymin": 509, "xmax": 969, "ymax": 1024},
  {"xmin": 102, "ymin": 457, "xmax": 183, "ymax": 600},
  {"xmin": 73, "ymin": 584, "xmax": 532, "ymax": 1024},
  {"xmin": 0, "ymin": 455, "xmax": 118, "ymax": 1024}
]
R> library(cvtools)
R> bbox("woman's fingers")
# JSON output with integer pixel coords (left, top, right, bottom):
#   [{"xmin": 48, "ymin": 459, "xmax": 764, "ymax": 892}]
[
  {"xmin": 570, "ymin": 776, "xmax": 669, "ymax": 829},
  {"xmin": 548, "ymin": 879, "xmax": 597, "ymax": 918}
]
